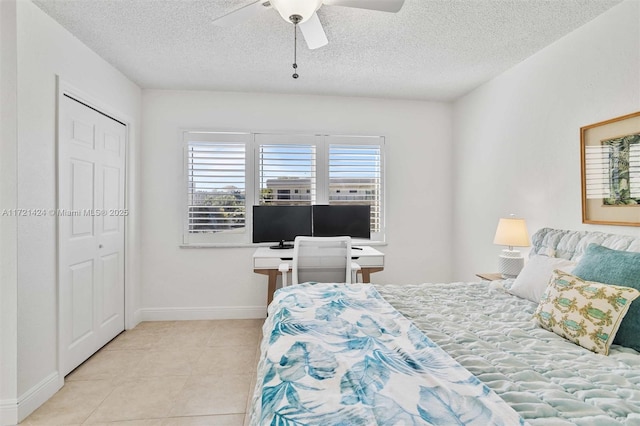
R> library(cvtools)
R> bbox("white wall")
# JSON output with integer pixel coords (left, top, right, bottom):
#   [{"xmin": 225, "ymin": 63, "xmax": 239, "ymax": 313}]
[
  {"xmin": 140, "ymin": 91, "xmax": 453, "ymax": 317},
  {"xmin": 6, "ymin": 1, "xmax": 142, "ymax": 422},
  {"xmin": 10, "ymin": 0, "xmax": 637, "ymax": 421},
  {"xmin": 0, "ymin": 1, "xmax": 19, "ymax": 424},
  {"xmin": 452, "ymin": 0, "xmax": 640, "ymax": 281}
]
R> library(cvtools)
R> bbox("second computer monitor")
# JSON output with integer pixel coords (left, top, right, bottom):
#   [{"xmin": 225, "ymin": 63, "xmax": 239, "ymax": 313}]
[{"xmin": 312, "ymin": 205, "xmax": 371, "ymax": 239}]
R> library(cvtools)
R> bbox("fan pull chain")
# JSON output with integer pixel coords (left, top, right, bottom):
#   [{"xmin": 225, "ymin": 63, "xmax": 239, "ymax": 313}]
[{"xmin": 292, "ymin": 22, "xmax": 299, "ymax": 79}]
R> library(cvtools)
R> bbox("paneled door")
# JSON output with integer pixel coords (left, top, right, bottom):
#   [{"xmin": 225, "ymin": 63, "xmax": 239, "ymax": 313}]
[{"xmin": 58, "ymin": 94, "xmax": 126, "ymax": 376}]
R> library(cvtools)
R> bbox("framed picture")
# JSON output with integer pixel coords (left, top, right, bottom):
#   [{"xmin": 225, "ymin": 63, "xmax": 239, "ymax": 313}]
[{"xmin": 581, "ymin": 111, "xmax": 640, "ymax": 226}]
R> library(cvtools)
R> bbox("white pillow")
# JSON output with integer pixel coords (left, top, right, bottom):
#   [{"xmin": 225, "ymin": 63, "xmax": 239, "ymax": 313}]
[{"xmin": 508, "ymin": 255, "xmax": 575, "ymax": 303}]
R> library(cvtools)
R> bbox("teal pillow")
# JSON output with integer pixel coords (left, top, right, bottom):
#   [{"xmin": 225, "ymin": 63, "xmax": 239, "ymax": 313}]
[{"xmin": 572, "ymin": 244, "xmax": 640, "ymax": 352}]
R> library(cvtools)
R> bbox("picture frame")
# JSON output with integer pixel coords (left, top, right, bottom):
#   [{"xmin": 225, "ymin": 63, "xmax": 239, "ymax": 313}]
[{"xmin": 581, "ymin": 111, "xmax": 640, "ymax": 226}]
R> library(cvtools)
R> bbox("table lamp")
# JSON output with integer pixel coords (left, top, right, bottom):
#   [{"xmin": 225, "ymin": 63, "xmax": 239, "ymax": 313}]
[{"xmin": 493, "ymin": 216, "xmax": 530, "ymax": 278}]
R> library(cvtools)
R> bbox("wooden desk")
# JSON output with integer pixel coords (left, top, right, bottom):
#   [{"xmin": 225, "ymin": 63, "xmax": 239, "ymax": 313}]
[{"xmin": 253, "ymin": 246, "xmax": 384, "ymax": 304}]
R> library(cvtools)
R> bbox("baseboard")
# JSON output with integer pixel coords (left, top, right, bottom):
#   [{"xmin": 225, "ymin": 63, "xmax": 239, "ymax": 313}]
[
  {"xmin": 0, "ymin": 398, "xmax": 18, "ymax": 426},
  {"xmin": 17, "ymin": 372, "xmax": 61, "ymax": 423},
  {"xmin": 139, "ymin": 306, "xmax": 267, "ymax": 321},
  {"xmin": 129, "ymin": 308, "xmax": 143, "ymax": 330},
  {"xmin": 5, "ymin": 372, "xmax": 61, "ymax": 425}
]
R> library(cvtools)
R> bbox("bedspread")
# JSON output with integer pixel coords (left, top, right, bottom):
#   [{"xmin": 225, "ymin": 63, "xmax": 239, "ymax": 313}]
[
  {"xmin": 377, "ymin": 281, "xmax": 640, "ymax": 425},
  {"xmin": 250, "ymin": 283, "xmax": 525, "ymax": 425}
]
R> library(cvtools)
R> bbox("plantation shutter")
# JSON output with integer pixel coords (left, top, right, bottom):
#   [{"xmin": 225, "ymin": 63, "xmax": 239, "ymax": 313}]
[
  {"xmin": 183, "ymin": 132, "xmax": 253, "ymax": 245},
  {"xmin": 327, "ymin": 137, "xmax": 384, "ymax": 235},
  {"xmin": 182, "ymin": 132, "xmax": 385, "ymax": 245},
  {"xmin": 256, "ymin": 134, "xmax": 319, "ymax": 206}
]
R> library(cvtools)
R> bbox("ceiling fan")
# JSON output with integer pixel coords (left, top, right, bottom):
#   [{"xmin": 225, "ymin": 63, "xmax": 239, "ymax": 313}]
[{"xmin": 213, "ymin": 0, "xmax": 405, "ymax": 78}]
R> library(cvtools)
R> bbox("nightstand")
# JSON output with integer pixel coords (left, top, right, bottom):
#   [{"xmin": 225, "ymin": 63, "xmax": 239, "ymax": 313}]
[{"xmin": 475, "ymin": 273, "xmax": 503, "ymax": 281}]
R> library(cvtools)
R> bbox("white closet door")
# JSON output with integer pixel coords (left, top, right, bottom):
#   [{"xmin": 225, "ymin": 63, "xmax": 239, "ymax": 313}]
[{"xmin": 58, "ymin": 95, "xmax": 126, "ymax": 376}]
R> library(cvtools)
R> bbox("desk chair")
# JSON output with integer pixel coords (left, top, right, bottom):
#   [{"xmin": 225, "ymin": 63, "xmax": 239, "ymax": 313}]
[{"xmin": 279, "ymin": 236, "xmax": 361, "ymax": 286}]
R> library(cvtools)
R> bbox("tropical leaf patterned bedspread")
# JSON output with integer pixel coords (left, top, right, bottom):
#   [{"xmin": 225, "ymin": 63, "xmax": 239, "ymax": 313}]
[{"xmin": 249, "ymin": 283, "xmax": 525, "ymax": 425}]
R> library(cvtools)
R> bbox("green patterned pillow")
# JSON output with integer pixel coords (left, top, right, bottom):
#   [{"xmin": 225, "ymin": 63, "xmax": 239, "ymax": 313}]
[
  {"xmin": 534, "ymin": 270, "xmax": 640, "ymax": 355},
  {"xmin": 571, "ymin": 244, "xmax": 640, "ymax": 351}
]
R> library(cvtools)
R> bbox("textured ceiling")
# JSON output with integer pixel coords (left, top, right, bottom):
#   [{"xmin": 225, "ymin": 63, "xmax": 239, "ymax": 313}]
[{"xmin": 33, "ymin": 0, "xmax": 623, "ymax": 101}]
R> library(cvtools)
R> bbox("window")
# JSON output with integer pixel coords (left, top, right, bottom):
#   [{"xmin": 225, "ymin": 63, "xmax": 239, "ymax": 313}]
[
  {"xmin": 328, "ymin": 141, "xmax": 383, "ymax": 234},
  {"xmin": 187, "ymin": 143, "xmax": 246, "ymax": 232},
  {"xmin": 183, "ymin": 132, "xmax": 385, "ymax": 245},
  {"xmin": 183, "ymin": 132, "xmax": 252, "ymax": 245},
  {"xmin": 257, "ymin": 136, "xmax": 317, "ymax": 205}
]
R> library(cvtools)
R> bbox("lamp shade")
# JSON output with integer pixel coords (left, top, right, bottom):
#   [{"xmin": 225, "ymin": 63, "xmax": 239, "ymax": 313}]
[
  {"xmin": 493, "ymin": 217, "xmax": 530, "ymax": 247},
  {"xmin": 270, "ymin": 0, "xmax": 323, "ymax": 23}
]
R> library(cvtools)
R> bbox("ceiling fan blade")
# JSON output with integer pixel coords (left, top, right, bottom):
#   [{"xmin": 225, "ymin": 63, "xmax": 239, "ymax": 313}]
[
  {"xmin": 299, "ymin": 12, "xmax": 328, "ymax": 50},
  {"xmin": 322, "ymin": 0, "xmax": 405, "ymax": 13},
  {"xmin": 212, "ymin": 1, "xmax": 272, "ymax": 27}
]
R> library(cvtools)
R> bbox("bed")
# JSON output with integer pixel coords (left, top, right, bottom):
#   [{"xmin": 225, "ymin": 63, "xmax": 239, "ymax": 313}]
[{"xmin": 249, "ymin": 228, "xmax": 640, "ymax": 425}]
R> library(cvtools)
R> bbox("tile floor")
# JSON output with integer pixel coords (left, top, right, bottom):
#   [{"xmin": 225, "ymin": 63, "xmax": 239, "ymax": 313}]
[{"xmin": 21, "ymin": 319, "xmax": 265, "ymax": 426}]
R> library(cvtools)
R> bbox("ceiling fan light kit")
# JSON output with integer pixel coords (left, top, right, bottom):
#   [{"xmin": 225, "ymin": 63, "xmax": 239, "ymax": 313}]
[{"xmin": 270, "ymin": 0, "xmax": 323, "ymax": 24}]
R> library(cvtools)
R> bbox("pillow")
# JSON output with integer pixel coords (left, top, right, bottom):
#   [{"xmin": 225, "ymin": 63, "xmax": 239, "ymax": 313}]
[
  {"xmin": 572, "ymin": 244, "xmax": 640, "ymax": 351},
  {"xmin": 508, "ymin": 256, "xmax": 576, "ymax": 303},
  {"xmin": 534, "ymin": 270, "xmax": 640, "ymax": 355}
]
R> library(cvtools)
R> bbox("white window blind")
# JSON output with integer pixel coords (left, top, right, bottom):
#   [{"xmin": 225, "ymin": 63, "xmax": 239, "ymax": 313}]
[
  {"xmin": 258, "ymin": 144, "xmax": 316, "ymax": 205},
  {"xmin": 187, "ymin": 142, "xmax": 246, "ymax": 233},
  {"xmin": 328, "ymin": 142, "xmax": 383, "ymax": 234},
  {"xmin": 183, "ymin": 131, "xmax": 253, "ymax": 245}
]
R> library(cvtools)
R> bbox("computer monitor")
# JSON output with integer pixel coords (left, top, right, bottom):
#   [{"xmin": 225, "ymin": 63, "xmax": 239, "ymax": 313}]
[
  {"xmin": 312, "ymin": 205, "xmax": 371, "ymax": 239},
  {"xmin": 252, "ymin": 205, "xmax": 312, "ymax": 249}
]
